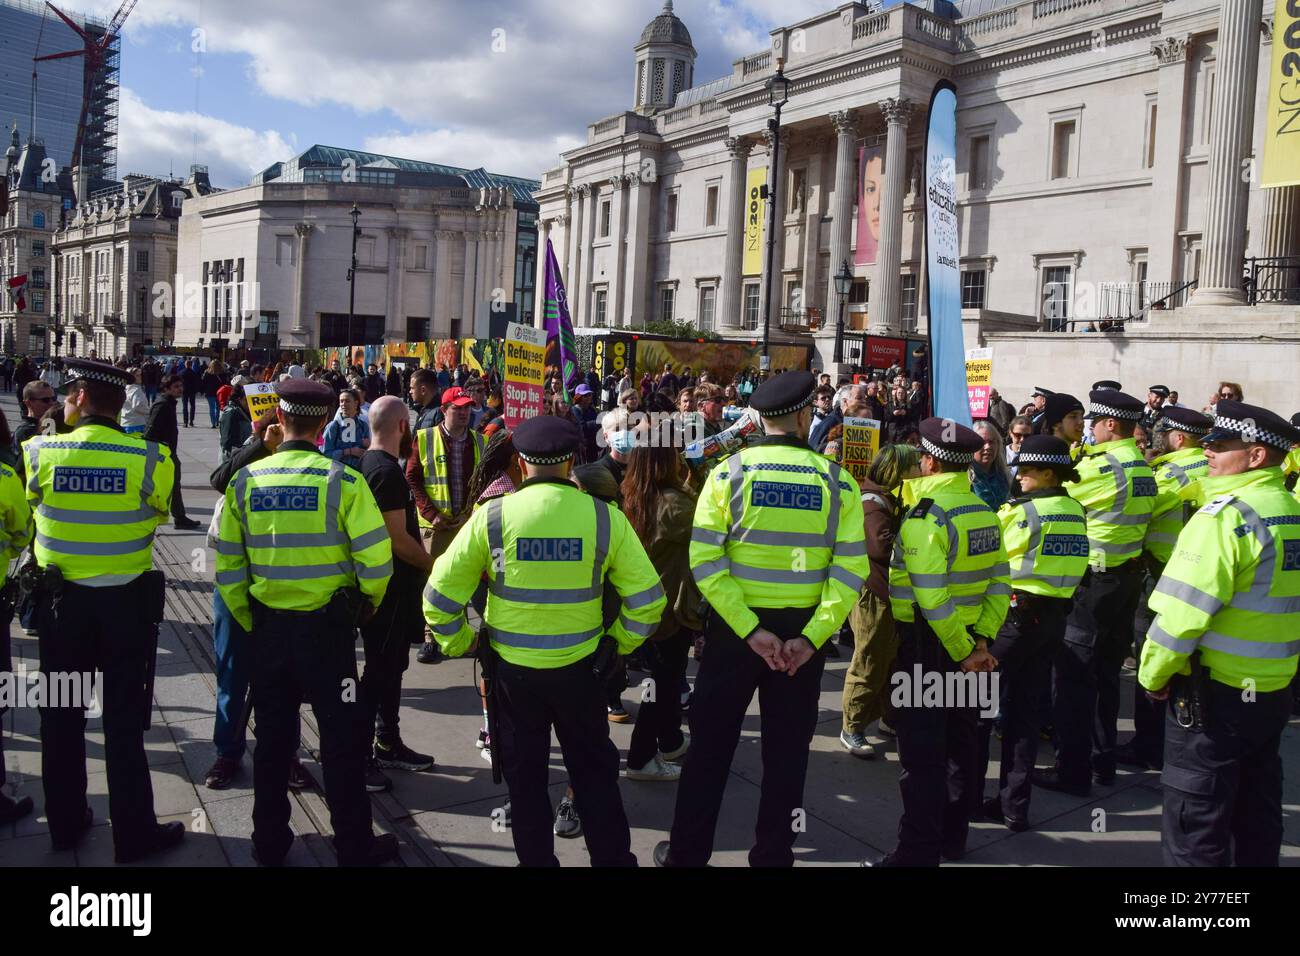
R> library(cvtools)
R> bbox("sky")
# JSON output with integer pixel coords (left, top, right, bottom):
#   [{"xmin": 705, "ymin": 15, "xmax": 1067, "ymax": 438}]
[{"xmin": 55, "ymin": 0, "xmax": 904, "ymax": 189}]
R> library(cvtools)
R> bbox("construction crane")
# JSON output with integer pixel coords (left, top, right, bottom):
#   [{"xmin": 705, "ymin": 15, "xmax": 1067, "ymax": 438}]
[{"xmin": 33, "ymin": 0, "xmax": 139, "ymax": 198}]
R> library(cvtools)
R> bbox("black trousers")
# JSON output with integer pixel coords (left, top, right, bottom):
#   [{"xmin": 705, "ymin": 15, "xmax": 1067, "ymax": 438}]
[
  {"xmin": 667, "ymin": 606, "xmax": 823, "ymax": 867},
  {"xmin": 494, "ymin": 652, "xmax": 635, "ymax": 867},
  {"xmin": 1054, "ymin": 562, "xmax": 1145, "ymax": 786},
  {"xmin": 250, "ymin": 602, "xmax": 373, "ymax": 865},
  {"xmin": 892, "ymin": 617, "xmax": 980, "ymax": 866},
  {"xmin": 0, "ymin": 591, "xmax": 13, "ymax": 790},
  {"xmin": 169, "ymin": 454, "xmax": 189, "ymax": 522},
  {"xmin": 1129, "ymin": 560, "xmax": 1164, "ymax": 764},
  {"xmin": 182, "ymin": 392, "xmax": 197, "ymax": 425},
  {"xmin": 976, "ymin": 595, "xmax": 1068, "ymax": 824},
  {"xmin": 626, "ymin": 629, "xmax": 690, "ymax": 769},
  {"xmin": 1162, "ymin": 681, "xmax": 1291, "ymax": 867},
  {"xmin": 38, "ymin": 580, "xmax": 158, "ymax": 854},
  {"xmin": 360, "ymin": 577, "xmax": 420, "ymax": 746}
]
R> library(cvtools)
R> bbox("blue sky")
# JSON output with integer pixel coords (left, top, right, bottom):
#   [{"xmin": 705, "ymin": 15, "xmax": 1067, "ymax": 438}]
[{"xmin": 81, "ymin": 0, "xmax": 906, "ymax": 188}]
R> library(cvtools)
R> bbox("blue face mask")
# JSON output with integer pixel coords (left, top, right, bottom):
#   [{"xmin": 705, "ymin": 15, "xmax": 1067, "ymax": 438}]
[{"xmin": 608, "ymin": 431, "xmax": 638, "ymax": 455}]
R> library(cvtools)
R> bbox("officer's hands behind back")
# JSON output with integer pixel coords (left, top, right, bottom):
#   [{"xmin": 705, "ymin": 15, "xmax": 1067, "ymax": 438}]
[{"xmin": 746, "ymin": 628, "xmax": 787, "ymax": 672}]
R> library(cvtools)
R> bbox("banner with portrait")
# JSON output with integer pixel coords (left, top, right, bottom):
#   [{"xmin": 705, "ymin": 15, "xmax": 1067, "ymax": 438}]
[{"xmin": 855, "ymin": 145, "xmax": 884, "ymax": 267}]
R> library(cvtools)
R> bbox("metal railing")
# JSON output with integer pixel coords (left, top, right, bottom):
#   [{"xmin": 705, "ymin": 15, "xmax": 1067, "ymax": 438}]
[
  {"xmin": 778, "ymin": 308, "xmax": 819, "ymax": 332},
  {"xmin": 1245, "ymin": 256, "xmax": 1300, "ymax": 306},
  {"xmin": 1047, "ymin": 278, "xmax": 1198, "ymax": 332}
]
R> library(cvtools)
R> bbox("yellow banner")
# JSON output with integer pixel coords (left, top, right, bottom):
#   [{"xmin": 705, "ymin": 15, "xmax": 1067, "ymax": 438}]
[
  {"xmin": 244, "ymin": 382, "xmax": 279, "ymax": 420},
  {"xmin": 742, "ymin": 166, "xmax": 767, "ymax": 277},
  {"xmin": 1263, "ymin": 0, "xmax": 1300, "ymax": 187},
  {"xmin": 841, "ymin": 417, "xmax": 881, "ymax": 484}
]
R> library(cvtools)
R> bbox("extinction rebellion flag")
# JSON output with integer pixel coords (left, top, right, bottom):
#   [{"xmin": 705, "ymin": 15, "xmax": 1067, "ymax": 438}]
[
  {"xmin": 542, "ymin": 238, "xmax": 579, "ymax": 402},
  {"xmin": 7, "ymin": 275, "xmax": 27, "ymax": 314}
]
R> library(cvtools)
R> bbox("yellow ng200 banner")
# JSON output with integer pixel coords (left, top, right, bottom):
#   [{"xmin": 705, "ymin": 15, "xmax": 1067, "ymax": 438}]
[
  {"xmin": 1263, "ymin": 0, "xmax": 1300, "ymax": 188},
  {"xmin": 743, "ymin": 166, "xmax": 767, "ymax": 277}
]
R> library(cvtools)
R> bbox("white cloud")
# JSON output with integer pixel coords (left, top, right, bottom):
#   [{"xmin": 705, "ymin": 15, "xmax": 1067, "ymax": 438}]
[
  {"xmin": 363, "ymin": 128, "xmax": 583, "ymax": 181},
  {"xmin": 115, "ymin": 88, "xmax": 294, "ymax": 187}
]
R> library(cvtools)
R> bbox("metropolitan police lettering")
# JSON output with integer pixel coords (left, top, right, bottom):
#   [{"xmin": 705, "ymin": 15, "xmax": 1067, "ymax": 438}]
[
  {"xmin": 751, "ymin": 481, "xmax": 823, "ymax": 511},
  {"xmin": 1042, "ymin": 534, "xmax": 1090, "ymax": 558},
  {"xmin": 52, "ymin": 466, "xmax": 126, "ymax": 494},
  {"xmin": 967, "ymin": 526, "xmax": 1001, "ymax": 556},
  {"xmin": 250, "ymin": 486, "xmax": 321, "ymax": 512},
  {"xmin": 1284, "ymin": 540, "xmax": 1300, "ymax": 573},
  {"xmin": 1132, "ymin": 475, "xmax": 1158, "ymax": 497},
  {"xmin": 516, "ymin": 537, "xmax": 583, "ymax": 561}
]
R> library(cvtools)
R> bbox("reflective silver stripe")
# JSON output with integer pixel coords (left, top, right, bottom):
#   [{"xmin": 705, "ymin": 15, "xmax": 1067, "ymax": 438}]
[
  {"xmin": 1227, "ymin": 498, "xmax": 1300, "ymax": 615},
  {"xmin": 833, "ymin": 539, "xmax": 869, "ymax": 558},
  {"xmin": 140, "ymin": 440, "xmax": 161, "ymax": 511},
  {"xmin": 423, "ymin": 585, "xmax": 463, "ymax": 615},
  {"xmin": 234, "ymin": 467, "xmax": 251, "ymax": 524},
  {"xmin": 1154, "ymin": 577, "xmax": 1223, "ymax": 617},
  {"xmin": 75, "ymin": 572, "xmax": 145, "ymax": 587},
  {"xmin": 691, "ymin": 557, "xmax": 731, "ymax": 581},
  {"xmin": 350, "ymin": 525, "xmax": 390, "ymax": 553},
  {"xmin": 591, "ymin": 498, "xmax": 610, "ymax": 592},
  {"xmin": 250, "ymin": 561, "xmax": 352, "ymax": 580},
  {"xmin": 920, "ymin": 599, "xmax": 957, "ymax": 621},
  {"xmin": 889, "ymin": 584, "xmax": 915, "ymax": 603},
  {"xmin": 25, "ymin": 439, "xmax": 41, "ymax": 496},
  {"xmin": 731, "ymin": 528, "xmax": 828, "ymax": 548},
  {"xmin": 425, "ymin": 477, "xmax": 449, "ymax": 486},
  {"xmin": 1199, "ymin": 631, "xmax": 1300, "ymax": 660},
  {"xmin": 1144, "ymin": 532, "xmax": 1178, "ymax": 545},
  {"xmin": 355, "ymin": 560, "xmax": 392, "ymax": 580},
  {"xmin": 828, "ymin": 566, "xmax": 865, "ymax": 592},
  {"xmin": 214, "ymin": 539, "xmax": 243, "ymax": 556},
  {"xmin": 486, "ymin": 497, "xmax": 505, "ymax": 557},
  {"xmin": 617, "ymin": 613, "xmax": 657, "ymax": 638},
  {"xmin": 35, "ymin": 533, "xmax": 153, "ymax": 556},
  {"xmin": 824, "ymin": 460, "xmax": 843, "ymax": 551},
  {"xmin": 728, "ymin": 450, "xmax": 746, "ymax": 530},
  {"xmin": 1233, "ymin": 593, "xmax": 1300, "ymax": 614},
  {"xmin": 984, "ymin": 582, "xmax": 1012, "ymax": 597},
  {"xmin": 691, "ymin": 527, "xmax": 726, "ymax": 547},
  {"xmin": 245, "ymin": 530, "xmax": 347, "ymax": 549},
  {"xmin": 910, "ymin": 565, "xmax": 1007, "ymax": 588},
  {"xmin": 1011, "ymin": 569, "xmax": 1082, "ymax": 589},
  {"xmin": 1018, "ymin": 500, "xmax": 1043, "ymax": 580},
  {"xmin": 909, "ymin": 572, "xmax": 951, "ymax": 588},
  {"xmin": 430, "ymin": 616, "xmax": 466, "ymax": 636},
  {"xmin": 927, "ymin": 502, "xmax": 960, "ymax": 572},
  {"xmin": 1090, "ymin": 510, "xmax": 1149, "ymax": 526},
  {"xmin": 37, "ymin": 503, "xmax": 156, "ymax": 524},
  {"xmin": 1145, "ymin": 619, "xmax": 1199, "ymax": 654},
  {"xmin": 1092, "ymin": 539, "xmax": 1140, "ymax": 554},
  {"xmin": 494, "ymin": 584, "xmax": 601, "ymax": 604},
  {"xmin": 730, "ymin": 563, "xmax": 827, "ymax": 586},
  {"xmin": 487, "ymin": 625, "xmax": 602, "ymax": 650},
  {"xmin": 623, "ymin": 582, "xmax": 664, "ymax": 610},
  {"xmin": 952, "ymin": 593, "xmax": 985, "ymax": 607},
  {"xmin": 325, "ymin": 460, "xmax": 344, "ymax": 537},
  {"xmin": 215, "ymin": 567, "xmax": 249, "ymax": 585}
]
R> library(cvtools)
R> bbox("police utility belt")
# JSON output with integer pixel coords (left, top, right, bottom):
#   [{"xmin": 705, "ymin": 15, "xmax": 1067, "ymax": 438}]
[
  {"xmin": 20, "ymin": 561, "xmax": 167, "ymax": 624},
  {"xmin": 1171, "ymin": 651, "xmax": 1209, "ymax": 734},
  {"xmin": 251, "ymin": 587, "xmax": 374, "ymax": 629}
]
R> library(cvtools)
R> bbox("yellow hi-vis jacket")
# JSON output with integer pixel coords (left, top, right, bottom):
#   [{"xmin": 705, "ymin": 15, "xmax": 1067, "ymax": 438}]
[
  {"xmin": 23, "ymin": 419, "xmax": 174, "ymax": 585},
  {"xmin": 0, "ymin": 461, "xmax": 32, "ymax": 586},
  {"xmin": 422, "ymin": 477, "xmax": 666, "ymax": 668},
  {"xmin": 1143, "ymin": 446, "xmax": 1208, "ymax": 566},
  {"xmin": 1063, "ymin": 437, "xmax": 1156, "ymax": 570},
  {"xmin": 890, "ymin": 471, "xmax": 1011, "ymax": 662},
  {"xmin": 216, "ymin": 445, "xmax": 393, "ymax": 632},
  {"xmin": 688, "ymin": 436, "xmax": 869, "ymax": 649},
  {"xmin": 1139, "ymin": 467, "xmax": 1300, "ymax": 694},
  {"xmin": 415, "ymin": 424, "xmax": 484, "ymax": 527},
  {"xmin": 997, "ymin": 487, "xmax": 1088, "ymax": 599}
]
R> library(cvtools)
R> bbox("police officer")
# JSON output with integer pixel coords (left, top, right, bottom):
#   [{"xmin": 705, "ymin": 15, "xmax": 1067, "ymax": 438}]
[
  {"xmin": 1120, "ymin": 405, "xmax": 1211, "ymax": 771},
  {"xmin": 422, "ymin": 415, "xmax": 665, "ymax": 867},
  {"xmin": 25, "ymin": 358, "xmax": 182, "ymax": 862},
  {"xmin": 655, "ymin": 371, "xmax": 869, "ymax": 868},
  {"xmin": 0, "ymin": 452, "xmax": 32, "ymax": 825},
  {"xmin": 1139, "ymin": 401, "xmax": 1300, "ymax": 866},
  {"xmin": 1036, "ymin": 389, "xmax": 1155, "ymax": 795},
  {"xmin": 866, "ymin": 418, "xmax": 1008, "ymax": 866},
  {"xmin": 974, "ymin": 436, "xmax": 1087, "ymax": 831},
  {"xmin": 216, "ymin": 379, "xmax": 399, "ymax": 867}
]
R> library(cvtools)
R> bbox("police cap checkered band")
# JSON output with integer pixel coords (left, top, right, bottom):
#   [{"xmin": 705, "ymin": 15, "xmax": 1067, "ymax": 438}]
[
  {"xmin": 762, "ymin": 392, "xmax": 814, "ymax": 418},
  {"xmin": 921, "ymin": 436, "xmax": 975, "ymax": 465},
  {"xmin": 516, "ymin": 449, "xmax": 574, "ymax": 465},
  {"xmin": 1158, "ymin": 418, "xmax": 1209, "ymax": 436},
  {"xmin": 279, "ymin": 398, "xmax": 330, "ymax": 416},
  {"xmin": 749, "ymin": 370, "xmax": 817, "ymax": 418},
  {"xmin": 1210, "ymin": 416, "xmax": 1290, "ymax": 450},
  {"xmin": 1016, "ymin": 451, "xmax": 1072, "ymax": 467},
  {"xmin": 1087, "ymin": 401, "xmax": 1142, "ymax": 422},
  {"xmin": 65, "ymin": 361, "xmax": 130, "ymax": 388}
]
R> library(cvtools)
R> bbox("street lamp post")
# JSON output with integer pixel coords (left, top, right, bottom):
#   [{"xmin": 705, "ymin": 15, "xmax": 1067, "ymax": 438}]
[
  {"xmin": 347, "ymin": 203, "xmax": 360, "ymax": 368},
  {"xmin": 832, "ymin": 259, "xmax": 852, "ymax": 366},
  {"xmin": 760, "ymin": 58, "xmax": 791, "ymax": 366},
  {"xmin": 138, "ymin": 284, "xmax": 147, "ymax": 360}
]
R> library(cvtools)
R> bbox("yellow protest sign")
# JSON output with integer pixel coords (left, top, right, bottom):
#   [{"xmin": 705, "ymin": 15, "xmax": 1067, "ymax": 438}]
[
  {"xmin": 743, "ymin": 166, "xmax": 767, "ymax": 277},
  {"xmin": 841, "ymin": 417, "xmax": 881, "ymax": 483},
  {"xmin": 1263, "ymin": 0, "xmax": 1300, "ymax": 188},
  {"xmin": 245, "ymin": 382, "xmax": 279, "ymax": 420}
]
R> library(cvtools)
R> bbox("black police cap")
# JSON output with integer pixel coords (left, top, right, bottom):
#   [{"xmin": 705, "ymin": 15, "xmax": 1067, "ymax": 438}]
[
  {"xmin": 1092, "ymin": 379, "xmax": 1122, "ymax": 391},
  {"xmin": 63, "ymin": 358, "xmax": 131, "ymax": 390},
  {"xmin": 513, "ymin": 415, "xmax": 580, "ymax": 465},
  {"xmin": 1148, "ymin": 385, "xmax": 1170, "ymax": 398},
  {"xmin": 749, "ymin": 370, "xmax": 817, "ymax": 418},
  {"xmin": 1084, "ymin": 389, "xmax": 1144, "ymax": 422},
  {"xmin": 277, "ymin": 379, "xmax": 335, "ymax": 417},
  {"xmin": 1030, "ymin": 385, "xmax": 1055, "ymax": 399},
  {"xmin": 918, "ymin": 417, "xmax": 984, "ymax": 465},
  {"xmin": 1156, "ymin": 406, "xmax": 1211, "ymax": 436},
  {"xmin": 1203, "ymin": 400, "xmax": 1300, "ymax": 452}
]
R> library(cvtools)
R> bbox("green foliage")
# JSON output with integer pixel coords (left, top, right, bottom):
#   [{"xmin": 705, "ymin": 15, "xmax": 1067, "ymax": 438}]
[{"xmin": 640, "ymin": 319, "xmax": 719, "ymax": 341}]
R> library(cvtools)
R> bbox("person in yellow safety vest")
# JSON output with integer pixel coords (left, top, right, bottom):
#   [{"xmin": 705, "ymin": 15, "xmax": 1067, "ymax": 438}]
[
  {"xmin": 408, "ymin": 385, "xmax": 484, "ymax": 666},
  {"xmin": 1138, "ymin": 400, "xmax": 1300, "ymax": 866},
  {"xmin": 863, "ymin": 417, "xmax": 1008, "ymax": 868},
  {"xmin": 1035, "ymin": 389, "xmax": 1155, "ymax": 797},
  {"xmin": 216, "ymin": 378, "xmax": 398, "ymax": 868},
  {"xmin": 1284, "ymin": 413, "xmax": 1299, "ymax": 495},
  {"xmin": 1120, "ymin": 405, "xmax": 1212, "ymax": 772},
  {"xmin": 972, "ymin": 436, "xmax": 1088, "ymax": 832},
  {"xmin": 24, "ymin": 359, "xmax": 181, "ymax": 863},
  {"xmin": 654, "ymin": 370, "xmax": 868, "ymax": 869},
  {"xmin": 422, "ymin": 415, "xmax": 665, "ymax": 867},
  {"xmin": 0, "ymin": 456, "xmax": 32, "ymax": 826}
]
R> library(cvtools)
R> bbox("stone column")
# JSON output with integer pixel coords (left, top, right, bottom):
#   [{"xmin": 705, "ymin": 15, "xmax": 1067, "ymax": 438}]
[
  {"xmin": 580, "ymin": 185, "xmax": 599, "ymax": 326},
  {"xmin": 434, "ymin": 229, "xmax": 454, "ymax": 337},
  {"xmin": 536, "ymin": 217, "xmax": 553, "ymax": 330},
  {"xmin": 461, "ymin": 229, "xmax": 477, "ymax": 332},
  {"xmin": 803, "ymin": 135, "xmax": 826, "ymax": 314},
  {"xmin": 1187, "ymin": 0, "xmax": 1265, "ymax": 307},
  {"xmin": 622, "ymin": 179, "xmax": 653, "ymax": 327},
  {"xmin": 1148, "ymin": 36, "xmax": 1192, "ymax": 290},
  {"xmin": 825, "ymin": 111, "xmax": 857, "ymax": 326},
  {"xmin": 291, "ymin": 221, "xmax": 312, "ymax": 340},
  {"xmin": 569, "ymin": 186, "xmax": 586, "ymax": 307},
  {"xmin": 607, "ymin": 176, "xmax": 627, "ymax": 327},
  {"xmin": 1259, "ymin": 187, "xmax": 1300, "ymax": 299},
  {"xmin": 719, "ymin": 136, "xmax": 752, "ymax": 330},
  {"xmin": 386, "ymin": 227, "xmax": 407, "ymax": 341},
  {"xmin": 872, "ymin": 97, "xmax": 913, "ymax": 334}
]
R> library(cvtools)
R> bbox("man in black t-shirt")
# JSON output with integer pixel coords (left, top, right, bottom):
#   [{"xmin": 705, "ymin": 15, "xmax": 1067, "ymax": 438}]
[{"xmin": 358, "ymin": 396, "xmax": 437, "ymax": 791}]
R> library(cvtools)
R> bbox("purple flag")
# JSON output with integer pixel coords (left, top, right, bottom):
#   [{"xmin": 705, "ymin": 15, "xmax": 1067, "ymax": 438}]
[{"xmin": 542, "ymin": 238, "xmax": 579, "ymax": 402}]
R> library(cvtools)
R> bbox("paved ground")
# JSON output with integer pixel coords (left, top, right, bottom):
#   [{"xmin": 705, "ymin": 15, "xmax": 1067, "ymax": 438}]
[{"xmin": 2, "ymin": 386, "xmax": 1299, "ymax": 867}]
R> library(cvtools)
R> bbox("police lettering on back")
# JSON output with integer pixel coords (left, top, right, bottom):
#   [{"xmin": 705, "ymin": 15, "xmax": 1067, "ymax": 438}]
[{"xmin": 52, "ymin": 466, "xmax": 126, "ymax": 495}]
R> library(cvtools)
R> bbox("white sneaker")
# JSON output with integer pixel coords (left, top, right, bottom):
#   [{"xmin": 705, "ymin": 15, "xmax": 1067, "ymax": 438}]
[
  {"xmin": 626, "ymin": 755, "xmax": 682, "ymax": 781},
  {"xmin": 661, "ymin": 735, "xmax": 689, "ymax": 763},
  {"xmin": 840, "ymin": 730, "xmax": 878, "ymax": 759}
]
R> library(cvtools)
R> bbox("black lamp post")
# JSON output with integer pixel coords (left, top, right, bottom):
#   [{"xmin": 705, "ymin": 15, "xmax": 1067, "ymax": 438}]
[
  {"xmin": 138, "ymin": 283, "xmax": 147, "ymax": 359},
  {"xmin": 347, "ymin": 203, "xmax": 361, "ymax": 363},
  {"xmin": 832, "ymin": 259, "xmax": 852, "ymax": 365},
  {"xmin": 760, "ymin": 58, "xmax": 791, "ymax": 365}
]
